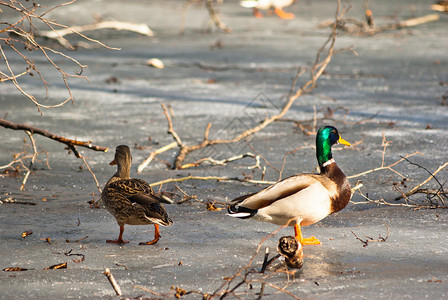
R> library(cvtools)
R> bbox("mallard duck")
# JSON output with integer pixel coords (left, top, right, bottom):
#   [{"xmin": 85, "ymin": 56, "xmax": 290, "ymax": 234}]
[
  {"xmin": 102, "ymin": 145, "xmax": 173, "ymax": 245},
  {"xmin": 228, "ymin": 126, "xmax": 351, "ymax": 245},
  {"xmin": 240, "ymin": 0, "xmax": 295, "ymax": 19}
]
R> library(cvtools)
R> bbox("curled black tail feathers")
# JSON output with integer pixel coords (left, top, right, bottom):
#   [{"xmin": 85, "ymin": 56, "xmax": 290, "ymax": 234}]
[{"xmin": 227, "ymin": 203, "xmax": 257, "ymax": 219}]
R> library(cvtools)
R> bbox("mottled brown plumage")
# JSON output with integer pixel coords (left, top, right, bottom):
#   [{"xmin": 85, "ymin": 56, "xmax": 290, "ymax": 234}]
[{"xmin": 102, "ymin": 145, "xmax": 172, "ymax": 245}]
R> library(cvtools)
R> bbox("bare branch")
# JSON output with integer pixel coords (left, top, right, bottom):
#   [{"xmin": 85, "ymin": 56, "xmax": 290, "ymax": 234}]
[
  {"xmin": 351, "ymin": 223, "xmax": 390, "ymax": 247},
  {"xmin": 0, "ymin": 1, "xmax": 120, "ymax": 112},
  {"xmin": 0, "ymin": 119, "xmax": 108, "ymax": 156},
  {"xmin": 395, "ymin": 161, "xmax": 448, "ymax": 201},
  {"xmin": 39, "ymin": 20, "xmax": 153, "ymax": 48},
  {"xmin": 149, "ymin": 175, "xmax": 276, "ymax": 188},
  {"xmin": 319, "ymin": 10, "xmax": 440, "ymax": 36}
]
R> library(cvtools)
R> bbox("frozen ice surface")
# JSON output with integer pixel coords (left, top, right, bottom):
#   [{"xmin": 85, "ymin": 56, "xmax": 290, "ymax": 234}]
[{"xmin": 0, "ymin": 0, "xmax": 447, "ymax": 298}]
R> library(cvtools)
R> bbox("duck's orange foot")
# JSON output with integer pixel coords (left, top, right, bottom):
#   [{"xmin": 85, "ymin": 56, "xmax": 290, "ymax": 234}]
[
  {"xmin": 107, "ymin": 239, "xmax": 129, "ymax": 245},
  {"xmin": 139, "ymin": 224, "xmax": 161, "ymax": 245},
  {"xmin": 253, "ymin": 8, "xmax": 264, "ymax": 18},
  {"xmin": 300, "ymin": 236, "xmax": 321, "ymax": 245},
  {"xmin": 139, "ymin": 237, "xmax": 159, "ymax": 245},
  {"xmin": 274, "ymin": 7, "xmax": 294, "ymax": 20}
]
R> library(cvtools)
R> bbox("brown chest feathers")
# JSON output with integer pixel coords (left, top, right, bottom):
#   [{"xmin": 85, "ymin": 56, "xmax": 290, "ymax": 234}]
[{"xmin": 323, "ymin": 163, "xmax": 351, "ymax": 213}]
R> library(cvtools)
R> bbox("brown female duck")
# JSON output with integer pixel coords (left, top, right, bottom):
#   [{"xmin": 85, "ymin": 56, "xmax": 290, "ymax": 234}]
[
  {"xmin": 228, "ymin": 126, "xmax": 351, "ymax": 245},
  {"xmin": 102, "ymin": 145, "xmax": 172, "ymax": 245}
]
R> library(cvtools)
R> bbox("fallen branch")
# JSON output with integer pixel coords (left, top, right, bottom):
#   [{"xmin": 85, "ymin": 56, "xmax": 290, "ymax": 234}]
[
  {"xmin": 0, "ymin": 119, "xmax": 108, "ymax": 157},
  {"xmin": 0, "ymin": 197, "xmax": 36, "ymax": 205},
  {"xmin": 351, "ymin": 223, "xmax": 389, "ymax": 247},
  {"xmin": 40, "ymin": 20, "xmax": 154, "ymax": 48},
  {"xmin": 395, "ymin": 161, "xmax": 448, "ymax": 201},
  {"xmin": 149, "ymin": 175, "xmax": 276, "ymax": 188},
  {"xmin": 319, "ymin": 10, "xmax": 440, "ymax": 36},
  {"xmin": 181, "ymin": 153, "xmax": 260, "ymax": 170},
  {"xmin": 351, "ymin": 188, "xmax": 448, "ymax": 210},
  {"xmin": 348, "ymin": 133, "xmax": 422, "ymax": 179},
  {"xmin": 137, "ymin": 142, "xmax": 177, "ymax": 173}
]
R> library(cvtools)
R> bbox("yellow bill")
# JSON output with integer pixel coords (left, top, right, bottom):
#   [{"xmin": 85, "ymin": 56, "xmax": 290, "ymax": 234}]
[{"xmin": 338, "ymin": 136, "xmax": 351, "ymax": 146}]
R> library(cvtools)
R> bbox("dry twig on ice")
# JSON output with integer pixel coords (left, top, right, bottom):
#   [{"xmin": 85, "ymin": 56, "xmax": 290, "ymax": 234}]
[
  {"xmin": 351, "ymin": 223, "xmax": 390, "ymax": 247},
  {"xmin": 103, "ymin": 268, "xmax": 122, "ymax": 296},
  {"xmin": 39, "ymin": 20, "xmax": 154, "ymax": 48},
  {"xmin": 318, "ymin": 6, "xmax": 440, "ymax": 36}
]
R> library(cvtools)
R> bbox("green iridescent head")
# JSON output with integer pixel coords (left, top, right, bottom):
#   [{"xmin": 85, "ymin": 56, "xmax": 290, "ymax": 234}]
[{"xmin": 316, "ymin": 126, "xmax": 350, "ymax": 169}]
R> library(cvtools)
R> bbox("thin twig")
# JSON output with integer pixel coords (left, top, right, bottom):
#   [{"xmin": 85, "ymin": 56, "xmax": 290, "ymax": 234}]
[
  {"xmin": 351, "ymin": 223, "xmax": 389, "ymax": 247},
  {"xmin": 137, "ymin": 142, "xmax": 177, "ymax": 173},
  {"xmin": 103, "ymin": 268, "xmax": 122, "ymax": 296},
  {"xmin": 395, "ymin": 160, "xmax": 448, "ymax": 200},
  {"xmin": 348, "ymin": 151, "xmax": 422, "ymax": 179},
  {"xmin": 20, "ymin": 131, "xmax": 37, "ymax": 190},
  {"xmin": 204, "ymin": 0, "xmax": 232, "ymax": 33},
  {"xmin": 81, "ymin": 157, "xmax": 102, "ymax": 194},
  {"xmin": 149, "ymin": 175, "xmax": 276, "ymax": 188}
]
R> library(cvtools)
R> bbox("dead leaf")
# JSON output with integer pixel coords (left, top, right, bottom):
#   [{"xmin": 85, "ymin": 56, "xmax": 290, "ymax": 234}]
[
  {"xmin": 206, "ymin": 202, "xmax": 223, "ymax": 211},
  {"xmin": 171, "ymin": 286, "xmax": 187, "ymax": 298},
  {"xmin": 44, "ymin": 262, "xmax": 67, "ymax": 270},
  {"xmin": 105, "ymin": 76, "xmax": 120, "ymax": 84},
  {"xmin": 3, "ymin": 267, "xmax": 31, "ymax": 272},
  {"xmin": 41, "ymin": 237, "xmax": 53, "ymax": 244},
  {"xmin": 22, "ymin": 230, "xmax": 33, "ymax": 238}
]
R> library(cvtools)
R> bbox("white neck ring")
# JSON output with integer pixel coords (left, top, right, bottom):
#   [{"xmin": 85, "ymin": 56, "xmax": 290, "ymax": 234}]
[{"xmin": 322, "ymin": 158, "xmax": 335, "ymax": 167}]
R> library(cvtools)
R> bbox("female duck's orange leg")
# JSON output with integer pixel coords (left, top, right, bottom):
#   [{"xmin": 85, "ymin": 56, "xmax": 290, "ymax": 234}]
[
  {"xmin": 107, "ymin": 225, "xmax": 129, "ymax": 244},
  {"xmin": 139, "ymin": 224, "xmax": 161, "ymax": 245},
  {"xmin": 274, "ymin": 7, "xmax": 294, "ymax": 20},
  {"xmin": 253, "ymin": 8, "xmax": 264, "ymax": 18},
  {"xmin": 294, "ymin": 224, "xmax": 321, "ymax": 245}
]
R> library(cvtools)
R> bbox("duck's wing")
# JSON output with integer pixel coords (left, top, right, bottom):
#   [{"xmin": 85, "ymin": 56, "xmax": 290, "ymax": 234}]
[
  {"xmin": 105, "ymin": 179, "xmax": 172, "ymax": 226},
  {"xmin": 106, "ymin": 178, "xmax": 162, "ymax": 206},
  {"xmin": 232, "ymin": 174, "xmax": 336, "ymax": 210}
]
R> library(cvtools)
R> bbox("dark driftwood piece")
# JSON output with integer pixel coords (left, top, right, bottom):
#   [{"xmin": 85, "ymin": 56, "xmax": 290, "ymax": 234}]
[
  {"xmin": 0, "ymin": 118, "xmax": 108, "ymax": 157},
  {"xmin": 277, "ymin": 236, "xmax": 304, "ymax": 269}
]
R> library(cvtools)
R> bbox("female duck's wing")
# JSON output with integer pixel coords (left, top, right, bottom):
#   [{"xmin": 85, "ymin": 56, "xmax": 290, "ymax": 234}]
[
  {"xmin": 231, "ymin": 174, "xmax": 336, "ymax": 211},
  {"xmin": 106, "ymin": 178, "xmax": 162, "ymax": 206},
  {"xmin": 106, "ymin": 179, "xmax": 172, "ymax": 226}
]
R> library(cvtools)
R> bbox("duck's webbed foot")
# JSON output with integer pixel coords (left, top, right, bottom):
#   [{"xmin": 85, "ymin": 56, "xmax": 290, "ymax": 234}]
[
  {"xmin": 107, "ymin": 225, "xmax": 129, "ymax": 244},
  {"xmin": 139, "ymin": 224, "xmax": 161, "ymax": 245}
]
